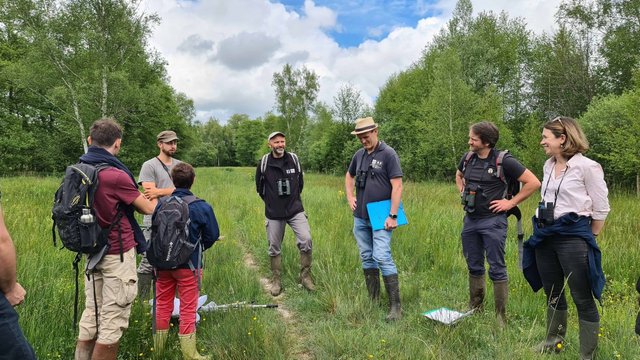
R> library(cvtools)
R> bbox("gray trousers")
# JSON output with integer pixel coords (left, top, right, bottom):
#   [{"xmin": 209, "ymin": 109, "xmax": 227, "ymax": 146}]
[
  {"xmin": 266, "ymin": 212, "xmax": 312, "ymax": 257},
  {"xmin": 137, "ymin": 222, "xmax": 153, "ymax": 274}
]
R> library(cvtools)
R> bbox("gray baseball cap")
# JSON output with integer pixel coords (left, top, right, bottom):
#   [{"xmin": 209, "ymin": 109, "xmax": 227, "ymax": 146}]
[{"xmin": 268, "ymin": 131, "xmax": 285, "ymax": 141}]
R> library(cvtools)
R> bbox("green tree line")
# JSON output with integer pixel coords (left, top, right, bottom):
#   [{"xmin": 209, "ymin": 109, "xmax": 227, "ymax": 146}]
[{"xmin": 1, "ymin": 0, "xmax": 639, "ymax": 193}]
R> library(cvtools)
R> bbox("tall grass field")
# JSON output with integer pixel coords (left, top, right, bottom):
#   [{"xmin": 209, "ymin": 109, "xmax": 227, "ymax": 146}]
[{"xmin": 2, "ymin": 168, "xmax": 639, "ymax": 359}]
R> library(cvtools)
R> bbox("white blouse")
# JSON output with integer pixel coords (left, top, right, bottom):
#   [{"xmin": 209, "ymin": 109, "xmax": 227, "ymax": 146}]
[{"xmin": 540, "ymin": 153, "xmax": 610, "ymax": 221}]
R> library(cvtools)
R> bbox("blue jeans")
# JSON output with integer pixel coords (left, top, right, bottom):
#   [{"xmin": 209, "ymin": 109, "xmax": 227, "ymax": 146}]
[
  {"xmin": 353, "ymin": 217, "xmax": 397, "ymax": 276},
  {"xmin": 0, "ymin": 292, "xmax": 36, "ymax": 360}
]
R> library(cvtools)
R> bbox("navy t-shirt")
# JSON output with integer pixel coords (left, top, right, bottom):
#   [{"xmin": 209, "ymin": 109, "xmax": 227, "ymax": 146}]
[
  {"xmin": 348, "ymin": 142, "xmax": 403, "ymax": 219},
  {"xmin": 457, "ymin": 149, "xmax": 526, "ymax": 218}
]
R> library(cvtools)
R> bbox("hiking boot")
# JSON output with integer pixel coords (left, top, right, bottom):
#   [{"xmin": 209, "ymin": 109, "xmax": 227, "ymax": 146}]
[
  {"xmin": 179, "ymin": 332, "xmax": 211, "ymax": 360},
  {"xmin": 153, "ymin": 329, "xmax": 169, "ymax": 357},
  {"xmin": 383, "ymin": 274, "xmax": 402, "ymax": 321},
  {"xmin": 493, "ymin": 280, "xmax": 508, "ymax": 328},
  {"xmin": 74, "ymin": 339, "xmax": 96, "ymax": 360},
  {"xmin": 299, "ymin": 251, "xmax": 315, "ymax": 291},
  {"xmin": 137, "ymin": 272, "xmax": 153, "ymax": 300},
  {"xmin": 468, "ymin": 274, "xmax": 485, "ymax": 311},
  {"xmin": 90, "ymin": 342, "xmax": 119, "ymax": 360},
  {"xmin": 270, "ymin": 255, "xmax": 282, "ymax": 296},
  {"xmin": 579, "ymin": 319, "xmax": 599, "ymax": 360},
  {"xmin": 534, "ymin": 307, "xmax": 567, "ymax": 353},
  {"xmin": 364, "ymin": 268, "xmax": 380, "ymax": 301}
]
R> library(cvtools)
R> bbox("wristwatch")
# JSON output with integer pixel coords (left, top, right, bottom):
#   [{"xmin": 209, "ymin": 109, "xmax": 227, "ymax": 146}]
[{"xmin": 388, "ymin": 213, "xmax": 397, "ymax": 219}]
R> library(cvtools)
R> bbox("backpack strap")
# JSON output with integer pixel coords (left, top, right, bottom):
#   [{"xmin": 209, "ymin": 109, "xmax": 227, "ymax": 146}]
[
  {"xmin": 152, "ymin": 269, "xmax": 157, "ymax": 335},
  {"xmin": 495, "ymin": 150, "xmax": 510, "ymax": 184},
  {"xmin": 461, "ymin": 151, "xmax": 475, "ymax": 175},
  {"xmin": 260, "ymin": 154, "xmax": 269, "ymax": 175},
  {"xmin": 181, "ymin": 195, "xmax": 200, "ymax": 205},
  {"xmin": 72, "ymin": 253, "xmax": 82, "ymax": 328},
  {"xmin": 462, "ymin": 151, "xmax": 474, "ymax": 172},
  {"xmin": 260, "ymin": 152, "xmax": 301, "ymax": 174},
  {"xmin": 289, "ymin": 152, "xmax": 301, "ymax": 173},
  {"xmin": 155, "ymin": 157, "xmax": 172, "ymax": 179},
  {"xmin": 259, "ymin": 154, "xmax": 269, "ymax": 196},
  {"xmin": 180, "ymin": 194, "xmax": 203, "ymax": 290}
]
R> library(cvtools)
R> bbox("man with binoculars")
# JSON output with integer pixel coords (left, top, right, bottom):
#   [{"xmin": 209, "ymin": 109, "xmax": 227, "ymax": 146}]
[
  {"xmin": 345, "ymin": 117, "xmax": 404, "ymax": 322},
  {"xmin": 455, "ymin": 121, "xmax": 540, "ymax": 328},
  {"xmin": 256, "ymin": 131, "xmax": 315, "ymax": 296}
]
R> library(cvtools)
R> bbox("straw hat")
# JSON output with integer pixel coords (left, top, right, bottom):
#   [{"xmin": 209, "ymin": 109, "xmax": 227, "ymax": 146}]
[{"xmin": 351, "ymin": 117, "xmax": 378, "ymax": 135}]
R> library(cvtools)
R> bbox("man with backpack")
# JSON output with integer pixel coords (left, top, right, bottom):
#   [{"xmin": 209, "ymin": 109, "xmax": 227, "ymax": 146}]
[
  {"xmin": 136, "ymin": 130, "xmax": 182, "ymax": 300},
  {"xmin": 255, "ymin": 131, "xmax": 315, "ymax": 296},
  {"xmin": 0, "ymin": 193, "xmax": 36, "ymax": 360},
  {"xmin": 150, "ymin": 162, "xmax": 219, "ymax": 360},
  {"xmin": 455, "ymin": 121, "xmax": 540, "ymax": 327},
  {"xmin": 72, "ymin": 118, "xmax": 157, "ymax": 360}
]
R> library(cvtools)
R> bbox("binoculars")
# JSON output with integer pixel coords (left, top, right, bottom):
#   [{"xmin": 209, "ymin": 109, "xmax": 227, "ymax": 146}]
[
  {"xmin": 536, "ymin": 201, "xmax": 555, "ymax": 227},
  {"xmin": 277, "ymin": 178, "xmax": 291, "ymax": 196},
  {"xmin": 355, "ymin": 170, "xmax": 368, "ymax": 189},
  {"xmin": 461, "ymin": 186, "xmax": 478, "ymax": 213}
]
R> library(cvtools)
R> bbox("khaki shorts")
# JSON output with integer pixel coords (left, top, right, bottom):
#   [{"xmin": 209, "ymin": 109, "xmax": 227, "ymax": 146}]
[{"xmin": 78, "ymin": 248, "xmax": 138, "ymax": 344}]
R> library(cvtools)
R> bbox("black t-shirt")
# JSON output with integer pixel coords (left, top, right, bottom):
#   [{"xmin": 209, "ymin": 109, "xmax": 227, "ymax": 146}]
[
  {"xmin": 457, "ymin": 149, "xmax": 526, "ymax": 218},
  {"xmin": 348, "ymin": 142, "xmax": 403, "ymax": 219}
]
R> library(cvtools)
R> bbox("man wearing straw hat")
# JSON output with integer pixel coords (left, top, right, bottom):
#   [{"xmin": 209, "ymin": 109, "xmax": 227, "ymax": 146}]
[{"xmin": 345, "ymin": 117, "xmax": 403, "ymax": 321}]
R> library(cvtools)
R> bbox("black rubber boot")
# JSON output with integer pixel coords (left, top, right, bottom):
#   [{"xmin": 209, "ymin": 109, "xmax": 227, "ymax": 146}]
[
  {"xmin": 383, "ymin": 274, "xmax": 401, "ymax": 322},
  {"xmin": 468, "ymin": 274, "xmax": 485, "ymax": 311},
  {"xmin": 493, "ymin": 280, "xmax": 508, "ymax": 328},
  {"xmin": 363, "ymin": 268, "xmax": 380, "ymax": 301},
  {"xmin": 579, "ymin": 319, "xmax": 599, "ymax": 360},
  {"xmin": 534, "ymin": 307, "xmax": 567, "ymax": 353}
]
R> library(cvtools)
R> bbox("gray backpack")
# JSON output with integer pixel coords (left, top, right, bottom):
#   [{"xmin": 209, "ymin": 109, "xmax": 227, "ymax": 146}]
[{"xmin": 147, "ymin": 195, "xmax": 202, "ymax": 270}]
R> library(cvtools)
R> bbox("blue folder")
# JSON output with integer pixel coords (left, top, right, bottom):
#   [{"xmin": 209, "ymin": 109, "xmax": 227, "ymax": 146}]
[{"xmin": 366, "ymin": 200, "xmax": 408, "ymax": 231}]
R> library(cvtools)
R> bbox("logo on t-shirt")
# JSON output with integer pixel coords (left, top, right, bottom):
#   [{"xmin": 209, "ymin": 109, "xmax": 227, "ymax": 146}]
[
  {"xmin": 371, "ymin": 159, "xmax": 383, "ymax": 169},
  {"xmin": 286, "ymin": 168, "xmax": 296, "ymax": 174}
]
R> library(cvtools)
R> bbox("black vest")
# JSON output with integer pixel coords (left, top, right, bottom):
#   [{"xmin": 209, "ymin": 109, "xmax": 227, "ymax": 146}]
[{"xmin": 463, "ymin": 150, "xmax": 507, "ymax": 218}]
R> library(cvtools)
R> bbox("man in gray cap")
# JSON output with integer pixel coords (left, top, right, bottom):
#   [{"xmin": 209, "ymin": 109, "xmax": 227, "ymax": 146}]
[
  {"xmin": 256, "ymin": 131, "xmax": 315, "ymax": 296},
  {"xmin": 136, "ymin": 130, "xmax": 182, "ymax": 299}
]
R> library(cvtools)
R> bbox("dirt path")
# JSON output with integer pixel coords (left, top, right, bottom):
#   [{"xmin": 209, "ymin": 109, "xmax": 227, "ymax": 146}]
[{"xmin": 241, "ymin": 250, "xmax": 311, "ymax": 360}]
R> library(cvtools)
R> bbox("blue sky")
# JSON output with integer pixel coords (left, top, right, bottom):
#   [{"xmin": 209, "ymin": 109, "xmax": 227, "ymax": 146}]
[
  {"xmin": 277, "ymin": 0, "xmax": 442, "ymax": 47},
  {"xmin": 143, "ymin": 0, "xmax": 561, "ymax": 122}
]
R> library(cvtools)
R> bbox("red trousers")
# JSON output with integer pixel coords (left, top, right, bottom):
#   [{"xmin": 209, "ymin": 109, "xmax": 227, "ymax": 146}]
[{"xmin": 155, "ymin": 269, "xmax": 201, "ymax": 334}]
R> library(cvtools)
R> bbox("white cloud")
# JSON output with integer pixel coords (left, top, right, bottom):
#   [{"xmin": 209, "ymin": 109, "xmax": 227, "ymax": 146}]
[
  {"xmin": 436, "ymin": 0, "xmax": 561, "ymax": 35},
  {"xmin": 140, "ymin": 0, "xmax": 562, "ymax": 123}
]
